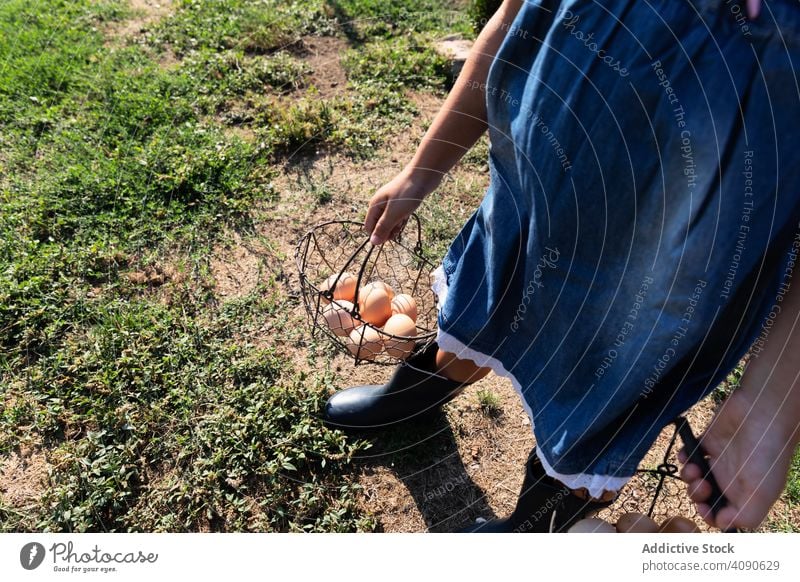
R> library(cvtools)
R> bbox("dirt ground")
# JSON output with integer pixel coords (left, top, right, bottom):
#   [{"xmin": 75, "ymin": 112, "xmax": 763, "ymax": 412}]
[
  {"xmin": 105, "ymin": 0, "xmax": 174, "ymax": 41},
  {"xmin": 0, "ymin": 448, "xmax": 50, "ymax": 512}
]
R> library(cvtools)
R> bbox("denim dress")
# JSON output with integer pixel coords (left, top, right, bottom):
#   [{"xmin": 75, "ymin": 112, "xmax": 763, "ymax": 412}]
[{"xmin": 432, "ymin": 0, "xmax": 800, "ymax": 496}]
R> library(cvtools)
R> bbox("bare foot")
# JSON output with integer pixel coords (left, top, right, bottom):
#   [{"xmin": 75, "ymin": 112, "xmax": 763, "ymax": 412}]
[{"xmin": 678, "ymin": 388, "xmax": 798, "ymax": 530}]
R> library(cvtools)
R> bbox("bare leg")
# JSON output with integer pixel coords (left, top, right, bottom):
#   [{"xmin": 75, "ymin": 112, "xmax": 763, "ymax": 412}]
[
  {"xmin": 679, "ymin": 277, "xmax": 800, "ymax": 530},
  {"xmin": 435, "ymin": 349, "xmax": 492, "ymax": 383}
]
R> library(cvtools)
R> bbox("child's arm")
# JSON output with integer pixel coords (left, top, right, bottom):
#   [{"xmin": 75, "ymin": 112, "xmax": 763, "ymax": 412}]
[
  {"xmin": 680, "ymin": 272, "xmax": 800, "ymax": 530},
  {"xmin": 365, "ymin": 0, "xmax": 524, "ymax": 245}
]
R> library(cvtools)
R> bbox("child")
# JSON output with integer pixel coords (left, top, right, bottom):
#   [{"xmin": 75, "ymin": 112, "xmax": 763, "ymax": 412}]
[{"xmin": 325, "ymin": 0, "xmax": 800, "ymax": 532}]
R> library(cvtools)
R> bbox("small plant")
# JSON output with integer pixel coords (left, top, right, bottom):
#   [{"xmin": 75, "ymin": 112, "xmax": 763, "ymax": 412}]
[
  {"xmin": 293, "ymin": 157, "xmax": 341, "ymax": 206},
  {"xmin": 712, "ymin": 360, "xmax": 746, "ymax": 403},
  {"xmin": 476, "ymin": 388, "xmax": 501, "ymax": 417}
]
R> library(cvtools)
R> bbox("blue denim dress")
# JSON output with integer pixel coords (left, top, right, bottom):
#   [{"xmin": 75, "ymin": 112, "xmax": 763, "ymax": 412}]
[{"xmin": 433, "ymin": 0, "xmax": 800, "ymax": 495}]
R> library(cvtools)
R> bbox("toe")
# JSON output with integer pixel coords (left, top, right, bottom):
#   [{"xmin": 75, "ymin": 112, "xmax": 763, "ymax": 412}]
[
  {"xmin": 686, "ymin": 478, "xmax": 712, "ymax": 502},
  {"xmin": 679, "ymin": 461, "xmax": 702, "ymax": 482},
  {"xmin": 695, "ymin": 502, "xmax": 714, "ymax": 526}
]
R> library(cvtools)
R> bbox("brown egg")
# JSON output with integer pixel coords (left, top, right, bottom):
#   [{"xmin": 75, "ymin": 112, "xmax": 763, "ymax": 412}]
[
  {"xmin": 320, "ymin": 272, "xmax": 357, "ymax": 303},
  {"xmin": 615, "ymin": 513, "xmax": 660, "ymax": 533},
  {"xmin": 382, "ymin": 314, "xmax": 417, "ymax": 359},
  {"xmin": 335, "ymin": 273, "xmax": 358, "ymax": 301},
  {"xmin": 322, "ymin": 300, "xmax": 355, "ymax": 336},
  {"xmin": 318, "ymin": 274, "xmax": 336, "ymax": 304},
  {"xmin": 347, "ymin": 325, "xmax": 384, "ymax": 360},
  {"xmin": 357, "ymin": 284, "xmax": 392, "ymax": 326},
  {"xmin": 365, "ymin": 281, "xmax": 395, "ymax": 300},
  {"xmin": 567, "ymin": 518, "xmax": 617, "ymax": 533},
  {"xmin": 390, "ymin": 293, "xmax": 418, "ymax": 321},
  {"xmin": 659, "ymin": 516, "xmax": 700, "ymax": 533}
]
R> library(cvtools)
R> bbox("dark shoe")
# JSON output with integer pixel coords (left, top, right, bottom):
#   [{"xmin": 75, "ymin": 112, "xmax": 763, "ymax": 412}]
[
  {"xmin": 324, "ymin": 342, "xmax": 466, "ymax": 430},
  {"xmin": 462, "ymin": 448, "xmax": 614, "ymax": 532}
]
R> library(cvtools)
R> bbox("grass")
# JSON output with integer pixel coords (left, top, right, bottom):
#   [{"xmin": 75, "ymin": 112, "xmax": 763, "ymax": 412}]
[
  {"xmin": 787, "ymin": 451, "xmax": 800, "ymax": 505},
  {"xmin": 711, "ymin": 361, "xmax": 745, "ymax": 403},
  {"xmin": 475, "ymin": 389, "xmax": 501, "ymax": 418},
  {"xmin": 0, "ymin": 0, "xmax": 472, "ymax": 532}
]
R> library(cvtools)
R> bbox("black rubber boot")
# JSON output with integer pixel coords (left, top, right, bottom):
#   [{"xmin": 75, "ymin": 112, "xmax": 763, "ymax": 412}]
[
  {"xmin": 463, "ymin": 448, "xmax": 614, "ymax": 533},
  {"xmin": 324, "ymin": 341, "xmax": 466, "ymax": 430}
]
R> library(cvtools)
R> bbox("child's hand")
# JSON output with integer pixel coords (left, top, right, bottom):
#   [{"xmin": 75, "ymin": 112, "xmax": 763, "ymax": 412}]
[{"xmin": 364, "ymin": 170, "xmax": 439, "ymax": 245}]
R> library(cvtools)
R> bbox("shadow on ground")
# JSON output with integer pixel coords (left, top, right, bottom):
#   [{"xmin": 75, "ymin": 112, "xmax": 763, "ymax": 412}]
[{"xmin": 352, "ymin": 411, "xmax": 497, "ymax": 532}]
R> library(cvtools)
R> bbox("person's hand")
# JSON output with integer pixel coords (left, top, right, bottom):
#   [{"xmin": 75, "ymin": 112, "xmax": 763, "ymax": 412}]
[
  {"xmin": 677, "ymin": 388, "xmax": 797, "ymax": 530},
  {"xmin": 364, "ymin": 169, "xmax": 440, "ymax": 245},
  {"xmin": 747, "ymin": 0, "xmax": 761, "ymax": 19}
]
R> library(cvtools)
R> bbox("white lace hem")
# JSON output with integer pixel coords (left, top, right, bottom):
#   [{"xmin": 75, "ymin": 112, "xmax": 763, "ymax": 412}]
[{"xmin": 431, "ymin": 265, "xmax": 631, "ymax": 498}]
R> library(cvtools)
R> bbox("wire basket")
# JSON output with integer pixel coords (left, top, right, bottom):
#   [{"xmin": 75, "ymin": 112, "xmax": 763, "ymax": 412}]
[
  {"xmin": 596, "ymin": 416, "xmax": 734, "ymax": 532},
  {"xmin": 295, "ymin": 215, "xmax": 439, "ymax": 365}
]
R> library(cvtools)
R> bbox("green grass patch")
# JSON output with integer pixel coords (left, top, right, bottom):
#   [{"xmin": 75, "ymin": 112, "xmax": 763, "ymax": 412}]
[
  {"xmin": 786, "ymin": 449, "xmax": 800, "ymax": 505},
  {"xmin": 2, "ymin": 297, "xmax": 373, "ymax": 532},
  {"xmin": 331, "ymin": 0, "xmax": 472, "ymax": 40},
  {"xmin": 153, "ymin": 0, "xmax": 336, "ymax": 55},
  {"xmin": 342, "ymin": 36, "xmax": 450, "ymax": 90}
]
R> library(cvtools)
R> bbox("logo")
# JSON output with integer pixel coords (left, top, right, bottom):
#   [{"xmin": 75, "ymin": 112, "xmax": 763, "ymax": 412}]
[{"xmin": 20, "ymin": 542, "xmax": 46, "ymax": 570}]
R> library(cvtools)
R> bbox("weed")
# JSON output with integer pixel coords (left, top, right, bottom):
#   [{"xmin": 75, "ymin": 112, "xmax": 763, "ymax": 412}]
[
  {"xmin": 475, "ymin": 389, "xmax": 501, "ymax": 417},
  {"xmin": 293, "ymin": 158, "xmax": 343, "ymax": 206}
]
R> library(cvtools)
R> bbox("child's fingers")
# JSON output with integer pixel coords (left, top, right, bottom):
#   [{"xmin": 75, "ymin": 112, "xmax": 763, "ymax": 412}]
[
  {"xmin": 388, "ymin": 221, "xmax": 405, "ymax": 241},
  {"xmin": 363, "ymin": 199, "xmax": 385, "ymax": 235},
  {"xmin": 679, "ymin": 461, "xmax": 702, "ymax": 482},
  {"xmin": 371, "ymin": 215, "xmax": 396, "ymax": 245}
]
